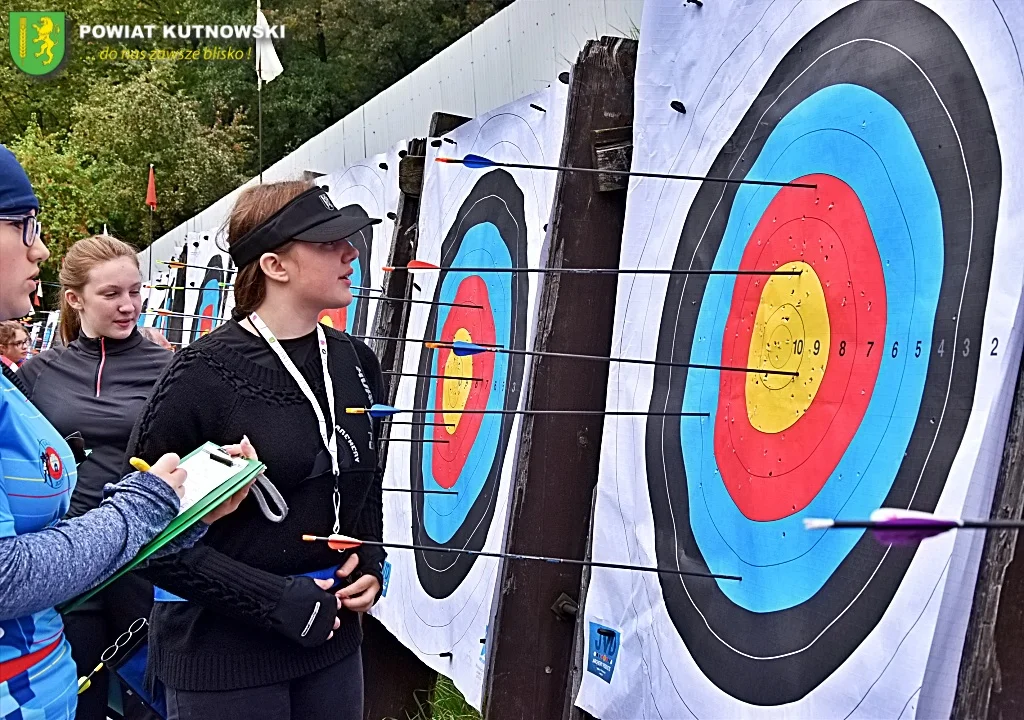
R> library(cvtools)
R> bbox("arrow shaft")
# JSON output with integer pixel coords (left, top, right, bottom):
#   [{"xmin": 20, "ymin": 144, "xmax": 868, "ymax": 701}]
[
  {"xmin": 389, "ymin": 266, "xmax": 801, "ymax": 276},
  {"xmin": 382, "ymin": 371, "xmax": 486, "ymax": 382},
  {"xmin": 831, "ymin": 519, "xmax": 1024, "ymax": 530},
  {"xmin": 382, "ymin": 488, "xmax": 457, "ymax": 495},
  {"xmin": 435, "ymin": 343, "xmax": 799, "ymax": 378},
  {"xmin": 146, "ymin": 285, "xmax": 233, "ymax": 291},
  {"xmin": 143, "ymin": 311, "xmax": 227, "ymax": 322},
  {"xmin": 367, "ymin": 335, "xmax": 797, "ymax": 378},
  {"xmin": 384, "ymin": 438, "xmax": 450, "ymax": 443},
  {"xmin": 383, "ymin": 420, "xmax": 456, "ymax": 427},
  {"xmin": 355, "ymin": 335, "xmax": 502, "ymax": 349},
  {"xmin": 353, "ymin": 294, "xmax": 481, "ymax": 309},
  {"xmin": 158, "ymin": 261, "xmax": 236, "ymax": 273},
  {"xmin": 303, "ymin": 536, "xmax": 737, "ymax": 581},
  {"xmin": 829, "ymin": 520, "xmax": 955, "ymax": 530},
  {"xmin": 391, "ymin": 408, "xmax": 706, "ymax": 417},
  {"xmin": 475, "ymin": 158, "xmax": 814, "ymax": 190}
]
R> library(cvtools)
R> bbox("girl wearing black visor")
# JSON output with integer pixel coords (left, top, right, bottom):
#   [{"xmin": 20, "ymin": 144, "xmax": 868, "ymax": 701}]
[{"xmin": 126, "ymin": 181, "xmax": 386, "ymax": 719}]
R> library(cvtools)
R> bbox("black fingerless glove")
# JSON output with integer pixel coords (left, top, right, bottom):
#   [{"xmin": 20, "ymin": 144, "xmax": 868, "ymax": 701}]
[
  {"xmin": 356, "ymin": 545, "xmax": 387, "ymax": 605},
  {"xmin": 267, "ymin": 576, "xmax": 337, "ymax": 648}
]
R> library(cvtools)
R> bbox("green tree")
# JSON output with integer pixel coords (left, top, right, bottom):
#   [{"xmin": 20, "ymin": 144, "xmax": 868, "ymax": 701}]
[
  {"xmin": 2, "ymin": 0, "xmax": 510, "ymax": 271},
  {"xmin": 8, "ymin": 65, "xmax": 251, "ymax": 280}
]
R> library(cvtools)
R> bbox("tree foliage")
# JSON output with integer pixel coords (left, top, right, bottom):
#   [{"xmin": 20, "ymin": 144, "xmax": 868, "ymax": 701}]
[{"xmin": 1, "ymin": 0, "xmax": 510, "ymax": 270}]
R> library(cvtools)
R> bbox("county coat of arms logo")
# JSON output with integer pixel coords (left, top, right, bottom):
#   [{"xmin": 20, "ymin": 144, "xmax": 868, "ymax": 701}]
[{"xmin": 9, "ymin": 12, "xmax": 66, "ymax": 77}]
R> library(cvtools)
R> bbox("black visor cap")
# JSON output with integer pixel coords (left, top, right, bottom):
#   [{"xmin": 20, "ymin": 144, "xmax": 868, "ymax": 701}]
[{"xmin": 229, "ymin": 187, "xmax": 381, "ymax": 268}]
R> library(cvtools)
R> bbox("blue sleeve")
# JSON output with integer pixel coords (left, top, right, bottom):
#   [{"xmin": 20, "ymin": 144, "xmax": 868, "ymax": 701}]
[{"xmin": 0, "ymin": 471, "xmax": 188, "ymax": 621}]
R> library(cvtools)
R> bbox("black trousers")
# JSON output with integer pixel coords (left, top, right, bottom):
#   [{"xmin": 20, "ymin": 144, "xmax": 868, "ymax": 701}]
[
  {"xmin": 62, "ymin": 573, "xmax": 157, "ymax": 720},
  {"xmin": 164, "ymin": 648, "xmax": 364, "ymax": 720}
]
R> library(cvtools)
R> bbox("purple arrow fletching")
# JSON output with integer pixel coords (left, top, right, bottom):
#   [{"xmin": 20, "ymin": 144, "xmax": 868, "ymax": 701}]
[
  {"xmin": 870, "ymin": 516, "xmax": 960, "ymax": 546},
  {"xmin": 462, "ymin": 154, "xmax": 494, "ymax": 169},
  {"xmin": 451, "ymin": 340, "xmax": 487, "ymax": 356}
]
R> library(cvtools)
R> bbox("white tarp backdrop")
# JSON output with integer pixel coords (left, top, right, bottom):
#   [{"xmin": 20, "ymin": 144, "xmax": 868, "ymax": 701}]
[{"xmin": 576, "ymin": 0, "xmax": 1024, "ymax": 718}]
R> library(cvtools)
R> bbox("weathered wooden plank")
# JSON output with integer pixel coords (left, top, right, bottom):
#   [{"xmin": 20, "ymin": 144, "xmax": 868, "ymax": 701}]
[
  {"xmin": 483, "ymin": 36, "xmax": 638, "ymax": 720},
  {"xmin": 591, "ymin": 125, "xmax": 633, "ymax": 192},
  {"xmin": 952, "ymin": 352, "xmax": 1024, "ymax": 719},
  {"xmin": 397, "ymin": 112, "xmax": 469, "ymax": 198},
  {"xmin": 398, "ymin": 154, "xmax": 425, "ymax": 198}
]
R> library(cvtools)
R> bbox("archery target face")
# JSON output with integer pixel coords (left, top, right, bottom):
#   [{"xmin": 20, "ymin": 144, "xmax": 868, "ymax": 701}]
[
  {"xmin": 578, "ymin": 0, "xmax": 1023, "ymax": 717},
  {"xmin": 317, "ymin": 150, "xmax": 402, "ymax": 335},
  {"xmin": 648, "ymin": 1, "xmax": 1000, "ymax": 703},
  {"xmin": 142, "ymin": 232, "xmax": 233, "ymax": 347},
  {"xmin": 371, "ymin": 86, "xmax": 566, "ymax": 710},
  {"xmin": 410, "ymin": 169, "xmax": 530, "ymax": 599}
]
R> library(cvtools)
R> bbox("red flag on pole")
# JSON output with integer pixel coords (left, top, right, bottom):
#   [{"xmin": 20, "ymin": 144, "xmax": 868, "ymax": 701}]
[{"xmin": 146, "ymin": 164, "xmax": 157, "ymax": 209}]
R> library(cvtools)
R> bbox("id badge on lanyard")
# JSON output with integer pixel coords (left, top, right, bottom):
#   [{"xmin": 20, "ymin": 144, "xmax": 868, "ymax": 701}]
[{"xmin": 248, "ymin": 313, "xmax": 343, "ymax": 533}]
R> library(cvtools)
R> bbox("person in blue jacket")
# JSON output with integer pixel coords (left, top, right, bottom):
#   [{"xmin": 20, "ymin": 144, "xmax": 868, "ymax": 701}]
[{"xmin": 0, "ymin": 145, "xmax": 252, "ymax": 719}]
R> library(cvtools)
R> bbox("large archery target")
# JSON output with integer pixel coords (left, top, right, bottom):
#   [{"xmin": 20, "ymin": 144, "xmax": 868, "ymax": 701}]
[
  {"xmin": 317, "ymin": 151, "xmax": 403, "ymax": 336},
  {"xmin": 313, "ymin": 203, "xmax": 373, "ymax": 335},
  {"xmin": 644, "ymin": 0, "xmax": 1000, "ymax": 706},
  {"xmin": 189, "ymin": 252, "xmax": 228, "ymax": 343},
  {"xmin": 410, "ymin": 169, "xmax": 529, "ymax": 599}
]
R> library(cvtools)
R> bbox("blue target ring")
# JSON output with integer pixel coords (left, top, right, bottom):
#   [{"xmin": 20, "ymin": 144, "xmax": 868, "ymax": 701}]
[
  {"xmin": 682, "ymin": 84, "xmax": 943, "ymax": 611},
  {"xmin": 190, "ymin": 256, "xmax": 226, "ymax": 343},
  {"xmin": 410, "ymin": 170, "xmax": 529, "ymax": 599},
  {"xmin": 421, "ymin": 223, "xmax": 512, "ymax": 543},
  {"xmin": 346, "ymin": 256, "xmax": 362, "ymax": 334}
]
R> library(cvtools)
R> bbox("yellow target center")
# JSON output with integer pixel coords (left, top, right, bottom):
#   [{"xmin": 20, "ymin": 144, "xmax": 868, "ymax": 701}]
[
  {"xmin": 745, "ymin": 260, "xmax": 830, "ymax": 433},
  {"xmin": 442, "ymin": 328, "xmax": 474, "ymax": 434}
]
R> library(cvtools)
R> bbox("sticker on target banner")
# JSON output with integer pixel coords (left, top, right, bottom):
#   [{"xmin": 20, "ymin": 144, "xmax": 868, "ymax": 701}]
[{"xmin": 586, "ymin": 623, "xmax": 621, "ymax": 684}]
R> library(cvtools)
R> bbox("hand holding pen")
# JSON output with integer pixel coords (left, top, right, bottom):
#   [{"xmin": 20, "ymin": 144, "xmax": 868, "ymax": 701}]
[{"xmin": 129, "ymin": 435, "xmax": 258, "ymax": 524}]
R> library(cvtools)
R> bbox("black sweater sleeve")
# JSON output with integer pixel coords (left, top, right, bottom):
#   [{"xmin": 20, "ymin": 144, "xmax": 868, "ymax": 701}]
[
  {"xmin": 350, "ymin": 340, "xmax": 387, "ymax": 589},
  {"xmin": 126, "ymin": 348, "xmax": 339, "ymax": 647}
]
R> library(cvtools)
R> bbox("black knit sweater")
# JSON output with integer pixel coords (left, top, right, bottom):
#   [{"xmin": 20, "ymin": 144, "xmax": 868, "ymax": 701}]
[
  {"xmin": 124, "ymin": 320, "xmax": 386, "ymax": 691},
  {"xmin": 19, "ymin": 328, "xmax": 171, "ymax": 517}
]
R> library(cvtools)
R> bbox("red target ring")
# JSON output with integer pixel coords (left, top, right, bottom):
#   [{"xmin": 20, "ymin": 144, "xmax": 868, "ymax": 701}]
[
  {"xmin": 431, "ymin": 276, "xmax": 495, "ymax": 488},
  {"xmin": 318, "ymin": 308, "xmax": 347, "ymax": 329},
  {"xmin": 715, "ymin": 175, "xmax": 886, "ymax": 521}
]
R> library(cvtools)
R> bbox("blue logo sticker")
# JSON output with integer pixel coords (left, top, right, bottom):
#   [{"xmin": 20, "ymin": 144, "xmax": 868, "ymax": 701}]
[
  {"xmin": 587, "ymin": 623, "xmax": 620, "ymax": 683},
  {"xmin": 381, "ymin": 561, "xmax": 392, "ymax": 597}
]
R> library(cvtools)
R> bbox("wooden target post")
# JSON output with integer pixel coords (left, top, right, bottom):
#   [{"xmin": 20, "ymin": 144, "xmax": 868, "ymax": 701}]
[
  {"xmin": 483, "ymin": 36, "xmax": 638, "ymax": 720},
  {"xmin": 953, "ymin": 348, "xmax": 1024, "ymax": 719}
]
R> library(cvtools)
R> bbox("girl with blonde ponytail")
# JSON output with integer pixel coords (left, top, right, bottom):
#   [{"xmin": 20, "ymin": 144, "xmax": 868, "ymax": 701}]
[
  {"xmin": 19, "ymin": 233, "xmax": 246, "ymax": 720},
  {"xmin": 0, "ymin": 145, "xmax": 249, "ymax": 720}
]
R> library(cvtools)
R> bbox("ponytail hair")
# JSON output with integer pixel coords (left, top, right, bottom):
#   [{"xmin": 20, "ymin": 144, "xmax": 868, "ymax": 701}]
[{"xmin": 59, "ymin": 234, "xmax": 139, "ymax": 344}]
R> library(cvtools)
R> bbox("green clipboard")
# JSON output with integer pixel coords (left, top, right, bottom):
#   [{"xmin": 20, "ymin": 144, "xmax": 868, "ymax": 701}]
[{"xmin": 60, "ymin": 442, "xmax": 265, "ymax": 611}]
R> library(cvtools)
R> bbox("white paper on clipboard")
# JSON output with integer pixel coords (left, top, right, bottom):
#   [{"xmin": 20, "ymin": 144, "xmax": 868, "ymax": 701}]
[{"xmin": 175, "ymin": 446, "xmax": 246, "ymax": 515}]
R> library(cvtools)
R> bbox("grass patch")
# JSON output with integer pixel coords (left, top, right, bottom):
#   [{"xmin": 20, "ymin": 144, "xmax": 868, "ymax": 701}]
[{"xmin": 431, "ymin": 676, "xmax": 481, "ymax": 720}]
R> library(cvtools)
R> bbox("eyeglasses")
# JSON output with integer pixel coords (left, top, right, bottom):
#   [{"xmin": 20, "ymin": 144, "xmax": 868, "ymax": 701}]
[{"xmin": 0, "ymin": 214, "xmax": 41, "ymax": 247}]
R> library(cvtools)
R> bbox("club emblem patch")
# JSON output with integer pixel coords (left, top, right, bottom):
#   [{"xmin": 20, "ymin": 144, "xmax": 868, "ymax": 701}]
[{"xmin": 39, "ymin": 443, "xmax": 65, "ymax": 488}]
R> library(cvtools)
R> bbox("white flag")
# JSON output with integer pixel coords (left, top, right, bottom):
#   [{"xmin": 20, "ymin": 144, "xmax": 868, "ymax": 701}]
[{"xmin": 255, "ymin": 0, "xmax": 283, "ymax": 86}]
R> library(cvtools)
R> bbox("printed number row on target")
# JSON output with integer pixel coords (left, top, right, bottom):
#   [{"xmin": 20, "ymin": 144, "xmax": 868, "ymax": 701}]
[{"xmin": 784, "ymin": 338, "xmax": 999, "ymax": 358}]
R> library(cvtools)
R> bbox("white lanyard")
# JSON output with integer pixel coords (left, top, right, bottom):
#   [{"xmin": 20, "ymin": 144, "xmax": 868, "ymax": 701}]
[{"xmin": 248, "ymin": 313, "xmax": 342, "ymax": 532}]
